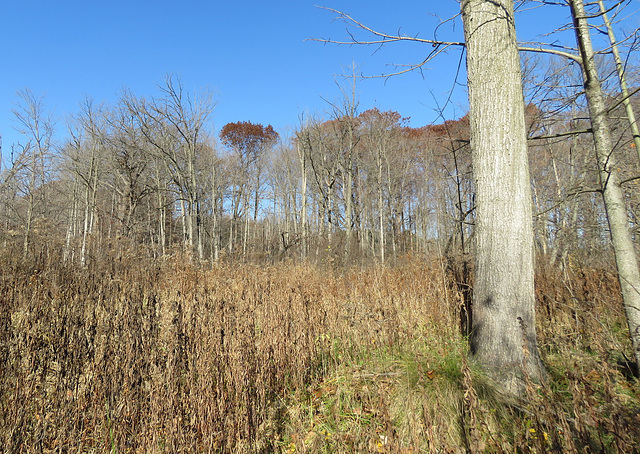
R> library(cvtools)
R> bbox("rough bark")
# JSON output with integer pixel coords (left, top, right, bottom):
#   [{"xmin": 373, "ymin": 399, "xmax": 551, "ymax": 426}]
[{"xmin": 461, "ymin": 0, "xmax": 546, "ymax": 394}]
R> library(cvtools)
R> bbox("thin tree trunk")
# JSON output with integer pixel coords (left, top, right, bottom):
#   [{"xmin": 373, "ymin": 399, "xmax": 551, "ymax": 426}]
[
  {"xmin": 378, "ymin": 156, "xmax": 385, "ymax": 264},
  {"xmin": 212, "ymin": 157, "xmax": 219, "ymax": 261},
  {"xmin": 159, "ymin": 192, "xmax": 166, "ymax": 257},
  {"xmin": 179, "ymin": 198, "xmax": 188, "ymax": 250},
  {"xmin": 80, "ymin": 182, "xmax": 91, "ymax": 267},
  {"xmin": 64, "ymin": 177, "xmax": 80, "ymax": 262},
  {"xmin": 327, "ymin": 185, "xmax": 334, "ymax": 248},
  {"xmin": 345, "ymin": 167, "xmax": 353, "ymax": 256},
  {"xmin": 571, "ymin": 0, "xmax": 640, "ymax": 373},
  {"xmin": 23, "ymin": 192, "xmax": 34, "ymax": 260},
  {"xmin": 597, "ymin": 0, "xmax": 640, "ymax": 157},
  {"xmin": 196, "ymin": 199, "xmax": 204, "ymax": 260},
  {"xmin": 243, "ymin": 193, "xmax": 250, "ymax": 257}
]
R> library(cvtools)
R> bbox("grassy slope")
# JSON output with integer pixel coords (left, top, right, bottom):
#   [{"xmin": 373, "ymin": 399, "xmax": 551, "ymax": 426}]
[{"xmin": 1, "ymin": 252, "xmax": 638, "ymax": 453}]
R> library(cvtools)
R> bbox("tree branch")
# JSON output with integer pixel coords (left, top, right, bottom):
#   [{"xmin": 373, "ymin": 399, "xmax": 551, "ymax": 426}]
[
  {"xmin": 535, "ymin": 187, "xmax": 601, "ymax": 218},
  {"xmin": 528, "ymin": 128, "xmax": 593, "ymax": 140},
  {"xmin": 313, "ymin": 6, "xmax": 588, "ymax": 70},
  {"xmin": 518, "ymin": 45, "xmax": 583, "ymax": 64},
  {"xmin": 310, "ymin": 6, "xmax": 465, "ymax": 47}
]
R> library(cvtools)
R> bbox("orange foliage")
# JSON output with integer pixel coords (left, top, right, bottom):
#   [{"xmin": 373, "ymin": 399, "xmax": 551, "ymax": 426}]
[{"xmin": 220, "ymin": 121, "xmax": 279, "ymax": 156}]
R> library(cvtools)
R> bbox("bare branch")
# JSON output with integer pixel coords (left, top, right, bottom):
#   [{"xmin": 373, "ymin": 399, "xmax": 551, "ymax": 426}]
[
  {"xmin": 620, "ymin": 174, "xmax": 640, "ymax": 186},
  {"xmin": 310, "ymin": 6, "xmax": 465, "ymax": 47},
  {"xmin": 518, "ymin": 44, "xmax": 583, "ymax": 64},
  {"xmin": 313, "ymin": 6, "xmax": 588, "ymax": 71},
  {"xmin": 605, "ymin": 85, "xmax": 640, "ymax": 113},
  {"xmin": 534, "ymin": 187, "xmax": 601, "ymax": 218},
  {"xmin": 528, "ymin": 127, "xmax": 593, "ymax": 140}
]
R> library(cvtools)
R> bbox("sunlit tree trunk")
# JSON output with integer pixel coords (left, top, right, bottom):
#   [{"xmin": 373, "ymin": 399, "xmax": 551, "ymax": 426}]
[
  {"xmin": 211, "ymin": 151, "xmax": 220, "ymax": 261},
  {"xmin": 80, "ymin": 143, "xmax": 99, "ymax": 266},
  {"xmin": 461, "ymin": 0, "xmax": 546, "ymax": 394},
  {"xmin": 243, "ymin": 192, "xmax": 250, "ymax": 257},
  {"xmin": 23, "ymin": 186, "xmax": 34, "ymax": 260},
  {"xmin": 157, "ymin": 166, "xmax": 167, "ymax": 257},
  {"xmin": 300, "ymin": 148, "xmax": 308, "ymax": 259},
  {"xmin": 597, "ymin": 0, "xmax": 640, "ymax": 157},
  {"xmin": 571, "ymin": 0, "xmax": 640, "ymax": 373},
  {"xmin": 378, "ymin": 151, "xmax": 385, "ymax": 263},
  {"xmin": 13, "ymin": 90, "xmax": 53, "ymax": 260},
  {"xmin": 64, "ymin": 177, "xmax": 80, "ymax": 262}
]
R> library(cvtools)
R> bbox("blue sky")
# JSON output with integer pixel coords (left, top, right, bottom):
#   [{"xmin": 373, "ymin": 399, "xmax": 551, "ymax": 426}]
[{"xmin": 0, "ymin": 1, "xmax": 629, "ymax": 156}]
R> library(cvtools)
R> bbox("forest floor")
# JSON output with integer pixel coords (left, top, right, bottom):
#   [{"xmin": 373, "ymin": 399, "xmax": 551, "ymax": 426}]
[{"xmin": 1, "ymin": 250, "xmax": 639, "ymax": 453}]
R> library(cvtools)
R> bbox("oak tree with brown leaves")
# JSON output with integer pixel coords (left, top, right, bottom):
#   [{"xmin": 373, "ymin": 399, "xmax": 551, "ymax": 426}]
[{"xmin": 220, "ymin": 121, "xmax": 279, "ymax": 253}]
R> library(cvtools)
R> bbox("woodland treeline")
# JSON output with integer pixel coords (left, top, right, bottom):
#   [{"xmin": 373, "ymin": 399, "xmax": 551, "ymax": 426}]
[
  {"xmin": 4, "ymin": 1, "xmax": 640, "ymax": 451},
  {"xmin": 1, "ymin": 63, "xmax": 639, "ymax": 268}
]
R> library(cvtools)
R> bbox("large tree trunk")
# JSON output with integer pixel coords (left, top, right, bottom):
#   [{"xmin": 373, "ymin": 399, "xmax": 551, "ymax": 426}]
[
  {"xmin": 461, "ymin": 0, "xmax": 546, "ymax": 394},
  {"xmin": 571, "ymin": 0, "xmax": 640, "ymax": 373}
]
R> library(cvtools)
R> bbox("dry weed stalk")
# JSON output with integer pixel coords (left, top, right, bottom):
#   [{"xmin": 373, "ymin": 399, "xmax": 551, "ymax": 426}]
[{"xmin": 0, "ymin": 249, "xmax": 638, "ymax": 452}]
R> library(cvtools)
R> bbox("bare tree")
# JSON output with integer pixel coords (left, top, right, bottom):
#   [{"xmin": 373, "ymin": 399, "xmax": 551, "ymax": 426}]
[
  {"xmin": 570, "ymin": 0, "xmax": 640, "ymax": 373},
  {"xmin": 122, "ymin": 76, "xmax": 215, "ymax": 260},
  {"xmin": 295, "ymin": 124, "xmax": 311, "ymax": 259},
  {"xmin": 12, "ymin": 89, "xmax": 55, "ymax": 259},
  {"xmin": 220, "ymin": 121, "xmax": 279, "ymax": 257},
  {"xmin": 597, "ymin": 0, "xmax": 640, "ymax": 157},
  {"xmin": 359, "ymin": 108, "xmax": 406, "ymax": 263},
  {"xmin": 295, "ymin": 119, "xmax": 342, "ymax": 255},
  {"xmin": 324, "ymin": 71, "xmax": 360, "ymax": 261},
  {"xmin": 65, "ymin": 98, "xmax": 108, "ymax": 266},
  {"xmin": 107, "ymin": 101, "xmax": 155, "ymax": 242}
]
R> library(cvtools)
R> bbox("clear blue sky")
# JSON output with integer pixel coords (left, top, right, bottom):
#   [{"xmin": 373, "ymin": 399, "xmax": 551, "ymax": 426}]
[{"xmin": 0, "ymin": 0, "xmax": 627, "ymax": 156}]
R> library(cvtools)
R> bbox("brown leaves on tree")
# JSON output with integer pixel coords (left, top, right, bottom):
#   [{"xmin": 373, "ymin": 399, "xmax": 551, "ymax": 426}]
[{"xmin": 220, "ymin": 121, "xmax": 279, "ymax": 164}]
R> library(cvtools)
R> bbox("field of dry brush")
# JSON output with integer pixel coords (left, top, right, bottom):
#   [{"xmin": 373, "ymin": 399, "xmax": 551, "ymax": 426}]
[{"xmin": 1, "ymin": 250, "xmax": 639, "ymax": 453}]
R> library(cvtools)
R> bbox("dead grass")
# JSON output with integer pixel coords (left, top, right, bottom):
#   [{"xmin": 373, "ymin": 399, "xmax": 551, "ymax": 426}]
[{"xmin": 0, "ymin": 250, "xmax": 639, "ymax": 453}]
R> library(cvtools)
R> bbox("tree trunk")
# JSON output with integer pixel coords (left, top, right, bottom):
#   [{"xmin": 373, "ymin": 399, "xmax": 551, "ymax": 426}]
[
  {"xmin": 80, "ymin": 181, "xmax": 91, "ymax": 267},
  {"xmin": 243, "ymin": 192, "xmax": 250, "ymax": 257},
  {"xmin": 64, "ymin": 177, "xmax": 80, "ymax": 262},
  {"xmin": 461, "ymin": 0, "xmax": 546, "ymax": 394},
  {"xmin": 345, "ymin": 161, "xmax": 353, "ymax": 260},
  {"xmin": 159, "ymin": 188, "xmax": 166, "ymax": 257},
  {"xmin": 187, "ymin": 146, "xmax": 203, "ymax": 260},
  {"xmin": 211, "ymin": 156, "xmax": 219, "ymax": 261},
  {"xmin": 597, "ymin": 0, "xmax": 640, "ymax": 157},
  {"xmin": 571, "ymin": 0, "xmax": 640, "ymax": 373},
  {"xmin": 23, "ymin": 192, "xmax": 34, "ymax": 260},
  {"xmin": 297, "ymin": 143, "xmax": 309, "ymax": 260},
  {"xmin": 378, "ymin": 154, "xmax": 385, "ymax": 263},
  {"xmin": 179, "ymin": 198, "xmax": 188, "ymax": 250}
]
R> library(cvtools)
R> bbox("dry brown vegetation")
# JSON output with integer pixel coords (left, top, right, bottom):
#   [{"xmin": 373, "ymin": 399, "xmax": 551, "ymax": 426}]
[{"xmin": 1, "ymin": 248, "xmax": 639, "ymax": 453}]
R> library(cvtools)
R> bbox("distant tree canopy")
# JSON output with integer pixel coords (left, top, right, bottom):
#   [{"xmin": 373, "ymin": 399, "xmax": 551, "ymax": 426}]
[{"xmin": 220, "ymin": 121, "xmax": 279, "ymax": 163}]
